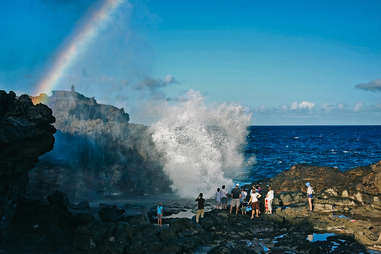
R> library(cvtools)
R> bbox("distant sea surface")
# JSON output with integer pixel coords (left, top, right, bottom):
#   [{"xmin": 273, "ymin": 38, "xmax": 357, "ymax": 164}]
[{"xmin": 242, "ymin": 125, "xmax": 381, "ymax": 181}]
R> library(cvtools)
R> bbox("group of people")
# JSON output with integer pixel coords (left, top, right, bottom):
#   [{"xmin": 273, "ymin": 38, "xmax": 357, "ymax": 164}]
[
  {"xmin": 157, "ymin": 182, "xmax": 314, "ymax": 225},
  {"xmin": 215, "ymin": 183, "xmax": 275, "ymax": 220}
]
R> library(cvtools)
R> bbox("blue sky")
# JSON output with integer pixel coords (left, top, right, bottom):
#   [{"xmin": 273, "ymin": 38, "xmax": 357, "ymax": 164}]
[{"xmin": 1, "ymin": 0, "xmax": 381, "ymax": 124}]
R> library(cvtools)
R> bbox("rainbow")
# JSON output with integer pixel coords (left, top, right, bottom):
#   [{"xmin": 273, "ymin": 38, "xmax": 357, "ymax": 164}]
[{"xmin": 33, "ymin": 0, "xmax": 124, "ymax": 103}]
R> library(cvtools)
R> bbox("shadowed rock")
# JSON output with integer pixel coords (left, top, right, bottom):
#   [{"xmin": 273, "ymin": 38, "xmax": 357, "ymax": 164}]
[{"xmin": 0, "ymin": 90, "xmax": 55, "ymax": 239}]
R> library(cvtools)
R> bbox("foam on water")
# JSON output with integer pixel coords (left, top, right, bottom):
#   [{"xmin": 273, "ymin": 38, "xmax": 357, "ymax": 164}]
[{"xmin": 150, "ymin": 90, "xmax": 251, "ymax": 198}]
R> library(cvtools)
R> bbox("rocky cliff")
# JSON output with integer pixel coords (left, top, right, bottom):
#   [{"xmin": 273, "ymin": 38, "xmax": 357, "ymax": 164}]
[
  {"xmin": 0, "ymin": 90, "xmax": 55, "ymax": 238},
  {"xmin": 30, "ymin": 90, "xmax": 171, "ymax": 200}
]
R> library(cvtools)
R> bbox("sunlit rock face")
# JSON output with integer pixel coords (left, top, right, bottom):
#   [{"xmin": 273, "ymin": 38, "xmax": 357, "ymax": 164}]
[
  {"xmin": 0, "ymin": 90, "xmax": 56, "ymax": 237},
  {"xmin": 29, "ymin": 90, "xmax": 171, "ymax": 200},
  {"xmin": 269, "ymin": 161, "xmax": 381, "ymax": 196}
]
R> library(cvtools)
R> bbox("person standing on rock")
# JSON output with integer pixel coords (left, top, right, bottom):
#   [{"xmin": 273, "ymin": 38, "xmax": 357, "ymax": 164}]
[
  {"xmin": 265, "ymin": 185, "xmax": 274, "ymax": 214},
  {"xmin": 195, "ymin": 193, "xmax": 205, "ymax": 223},
  {"xmin": 221, "ymin": 185, "xmax": 228, "ymax": 209},
  {"xmin": 306, "ymin": 182, "xmax": 314, "ymax": 211},
  {"xmin": 157, "ymin": 202, "xmax": 163, "ymax": 226},
  {"xmin": 240, "ymin": 187, "xmax": 248, "ymax": 215},
  {"xmin": 230, "ymin": 184, "xmax": 242, "ymax": 215},
  {"xmin": 216, "ymin": 188, "xmax": 222, "ymax": 209},
  {"xmin": 249, "ymin": 187, "xmax": 261, "ymax": 219}
]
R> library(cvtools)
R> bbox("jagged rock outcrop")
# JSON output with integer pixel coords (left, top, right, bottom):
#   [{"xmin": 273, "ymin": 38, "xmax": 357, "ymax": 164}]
[
  {"xmin": 29, "ymin": 90, "xmax": 171, "ymax": 200},
  {"xmin": 269, "ymin": 161, "xmax": 381, "ymax": 196},
  {"xmin": 0, "ymin": 90, "xmax": 55, "ymax": 238},
  {"xmin": 259, "ymin": 161, "xmax": 381, "ymax": 249}
]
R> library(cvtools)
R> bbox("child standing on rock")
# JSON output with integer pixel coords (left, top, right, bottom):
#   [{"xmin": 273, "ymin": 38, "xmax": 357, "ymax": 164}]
[
  {"xmin": 157, "ymin": 202, "xmax": 163, "ymax": 226},
  {"xmin": 306, "ymin": 182, "xmax": 314, "ymax": 211}
]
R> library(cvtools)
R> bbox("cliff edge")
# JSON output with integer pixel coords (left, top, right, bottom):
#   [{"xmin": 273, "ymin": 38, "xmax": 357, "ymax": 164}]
[{"xmin": 0, "ymin": 90, "xmax": 56, "ymax": 238}]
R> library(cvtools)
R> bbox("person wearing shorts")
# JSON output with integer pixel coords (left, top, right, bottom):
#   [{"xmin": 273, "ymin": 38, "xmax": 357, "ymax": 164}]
[
  {"xmin": 230, "ymin": 184, "xmax": 241, "ymax": 215},
  {"xmin": 306, "ymin": 182, "xmax": 314, "ymax": 211},
  {"xmin": 195, "ymin": 193, "xmax": 205, "ymax": 223},
  {"xmin": 157, "ymin": 202, "xmax": 163, "ymax": 226},
  {"xmin": 249, "ymin": 188, "xmax": 261, "ymax": 219}
]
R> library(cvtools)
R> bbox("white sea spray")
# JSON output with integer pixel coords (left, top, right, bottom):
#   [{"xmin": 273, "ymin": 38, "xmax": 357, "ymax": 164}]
[{"xmin": 150, "ymin": 90, "xmax": 252, "ymax": 198}]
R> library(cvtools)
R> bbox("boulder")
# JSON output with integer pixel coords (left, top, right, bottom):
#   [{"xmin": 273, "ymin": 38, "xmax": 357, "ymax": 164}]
[
  {"xmin": 99, "ymin": 205, "xmax": 125, "ymax": 222},
  {"xmin": 0, "ymin": 90, "xmax": 55, "ymax": 239}
]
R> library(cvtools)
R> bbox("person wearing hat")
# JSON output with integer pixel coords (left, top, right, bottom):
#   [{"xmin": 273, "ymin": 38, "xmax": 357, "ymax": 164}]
[
  {"xmin": 230, "ymin": 183, "xmax": 242, "ymax": 216},
  {"xmin": 249, "ymin": 186, "xmax": 261, "ymax": 219},
  {"xmin": 306, "ymin": 182, "xmax": 314, "ymax": 211}
]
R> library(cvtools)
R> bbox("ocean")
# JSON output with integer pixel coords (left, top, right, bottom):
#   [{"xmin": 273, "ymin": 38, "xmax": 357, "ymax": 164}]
[{"xmin": 242, "ymin": 125, "xmax": 381, "ymax": 181}]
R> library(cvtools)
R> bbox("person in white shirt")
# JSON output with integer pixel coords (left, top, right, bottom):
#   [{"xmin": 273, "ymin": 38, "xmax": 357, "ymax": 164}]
[
  {"xmin": 221, "ymin": 185, "xmax": 228, "ymax": 209},
  {"xmin": 306, "ymin": 182, "xmax": 314, "ymax": 211},
  {"xmin": 265, "ymin": 186, "xmax": 274, "ymax": 214},
  {"xmin": 248, "ymin": 186, "xmax": 261, "ymax": 219}
]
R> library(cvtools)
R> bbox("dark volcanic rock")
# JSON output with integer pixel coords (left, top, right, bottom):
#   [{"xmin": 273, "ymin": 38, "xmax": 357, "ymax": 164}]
[
  {"xmin": 0, "ymin": 90, "xmax": 55, "ymax": 239},
  {"xmin": 269, "ymin": 164, "xmax": 347, "ymax": 194},
  {"xmin": 98, "ymin": 205, "xmax": 125, "ymax": 222}
]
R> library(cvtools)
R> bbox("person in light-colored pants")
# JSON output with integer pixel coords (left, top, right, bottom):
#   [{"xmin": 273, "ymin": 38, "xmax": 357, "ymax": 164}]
[
  {"xmin": 196, "ymin": 209, "xmax": 204, "ymax": 223},
  {"xmin": 265, "ymin": 186, "xmax": 274, "ymax": 214}
]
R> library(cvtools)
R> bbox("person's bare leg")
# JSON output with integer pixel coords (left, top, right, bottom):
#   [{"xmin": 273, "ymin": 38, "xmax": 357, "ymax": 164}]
[
  {"xmin": 230, "ymin": 205, "xmax": 233, "ymax": 214},
  {"xmin": 308, "ymin": 198, "xmax": 313, "ymax": 211},
  {"xmin": 235, "ymin": 205, "xmax": 239, "ymax": 215},
  {"xmin": 256, "ymin": 209, "xmax": 259, "ymax": 217},
  {"xmin": 251, "ymin": 209, "xmax": 254, "ymax": 219}
]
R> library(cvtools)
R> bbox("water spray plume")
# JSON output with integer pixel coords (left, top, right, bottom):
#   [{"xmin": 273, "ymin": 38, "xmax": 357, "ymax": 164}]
[{"xmin": 150, "ymin": 90, "xmax": 251, "ymax": 198}]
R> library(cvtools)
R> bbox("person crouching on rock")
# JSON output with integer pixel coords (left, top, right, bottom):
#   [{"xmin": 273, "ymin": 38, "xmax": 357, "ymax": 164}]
[
  {"xmin": 195, "ymin": 193, "xmax": 205, "ymax": 223},
  {"xmin": 230, "ymin": 183, "xmax": 241, "ymax": 216},
  {"xmin": 157, "ymin": 202, "xmax": 163, "ymax": 226},
  {"xmin": 306, "ymin": 182, "xmax": 314, "ymax": 211},
  {"xmin": 249, "ymin": 187, "xmax": 261, "ymax": 219}
]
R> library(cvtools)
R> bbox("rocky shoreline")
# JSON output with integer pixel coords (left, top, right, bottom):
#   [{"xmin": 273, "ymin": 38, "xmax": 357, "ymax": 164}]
[
  {"xmin": 1, "ymin": 90, "xmax": 381, "ymax": 253},
  {"xmin": 2, "ymin": 161, "xmax": 381, "ymax": 254}
]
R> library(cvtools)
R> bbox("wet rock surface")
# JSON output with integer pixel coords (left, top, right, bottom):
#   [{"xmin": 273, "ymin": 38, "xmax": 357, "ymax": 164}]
[
  {"xmin": 0, "ymin": 90, "xmax": 55, "ymax": 239},
  {"xmin": 2, "ymin": 189, "xmax": 380, "ymax": 254}
]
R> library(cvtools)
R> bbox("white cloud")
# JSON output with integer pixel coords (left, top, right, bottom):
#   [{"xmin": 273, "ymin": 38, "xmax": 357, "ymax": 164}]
[
  {"xmin": 290, "ymin": 101, "xmax": 315, "ymax": 111},
  {"xmin": 353, "ymin": 102, "xmax": 363, "ymax": 112}
]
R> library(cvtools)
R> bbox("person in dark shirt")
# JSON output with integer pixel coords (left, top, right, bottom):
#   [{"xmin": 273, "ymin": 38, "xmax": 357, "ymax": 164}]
[
  {"xmin": 230, "ymin": 183, "xmax": 242, "ymax": 215},
  {"xmin": 195, "ymin": 193, "xmax": 205, "ymax": 223}
]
